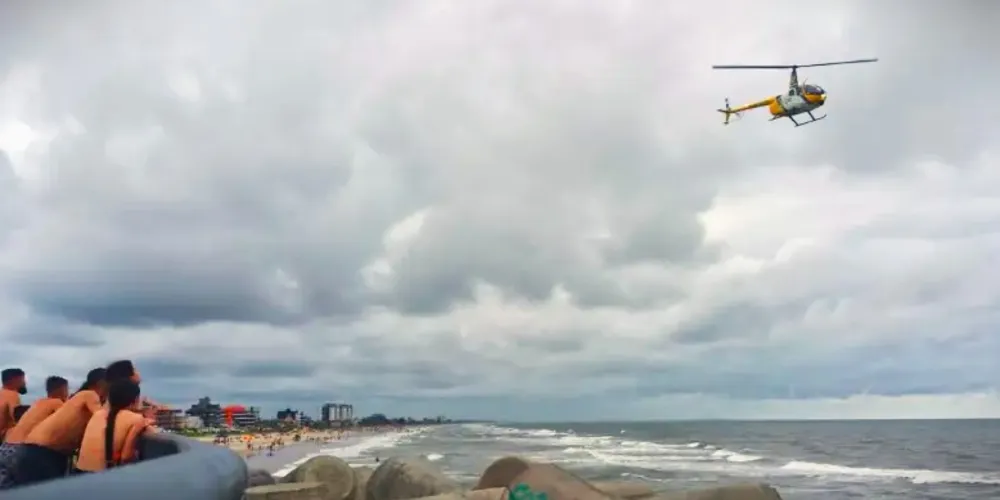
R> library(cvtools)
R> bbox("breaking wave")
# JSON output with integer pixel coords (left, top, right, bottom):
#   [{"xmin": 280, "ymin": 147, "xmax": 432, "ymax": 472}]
[{"xmin": 462, "ymin": 423, "xmax": 1000, "ymax": 486}]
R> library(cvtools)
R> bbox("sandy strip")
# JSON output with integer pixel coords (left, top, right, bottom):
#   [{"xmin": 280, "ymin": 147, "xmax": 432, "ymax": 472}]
[
  {"xmin": 245, "ymin": 441, "xmax": 331, "ymax": 474},
  {"xmin": 246, "ymin": 434, "xmax": 379, "ymax": 475}
]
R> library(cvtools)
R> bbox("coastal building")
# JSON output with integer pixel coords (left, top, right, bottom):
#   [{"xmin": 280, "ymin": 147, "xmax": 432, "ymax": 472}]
[
  {"xmin": 155, "ymin": 408, "xmax": 184, "ymax": 430},
  {"xmin": 276, "ymin": 408, "xmax": 299, "ymax": 422},
  {"xmin": 321, "ymin": 402, "xmax": 354, "ymax": 423},
  {"xmin": 183, "ymin": 415, "xmax": 204, "ymax": 429},
  {"xmin": 230, "ymin": 406, "xmax": 261, "ymax": 427},
  {"xmin": 186, "ymin": 397, "xmax": 223, "ymax": 427}
]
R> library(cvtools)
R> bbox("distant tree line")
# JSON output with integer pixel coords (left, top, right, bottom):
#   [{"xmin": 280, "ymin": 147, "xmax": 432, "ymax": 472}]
[
  {"xmin": 182, "ymin": 414, "xmax": 455, "ymax": 432},
  {"xmin": 356, "ymin": 414, "xmax": 452, "ymax": 426}
]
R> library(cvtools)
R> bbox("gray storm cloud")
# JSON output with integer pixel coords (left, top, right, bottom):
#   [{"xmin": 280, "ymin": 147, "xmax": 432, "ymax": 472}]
[{"xmin": 0, "ymin": 0, "xmax": 998, "ymax": 420}]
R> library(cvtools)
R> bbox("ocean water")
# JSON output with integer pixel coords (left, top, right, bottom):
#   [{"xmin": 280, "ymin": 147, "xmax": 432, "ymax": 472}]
[{"xmin": 318, "ymin": 420, "xmax": 1000, "ymax": 500}]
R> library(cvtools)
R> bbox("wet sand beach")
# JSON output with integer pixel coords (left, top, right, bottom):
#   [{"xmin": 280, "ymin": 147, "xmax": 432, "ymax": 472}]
[
  {"xmin": 246, "ymin": 435, "xmax": 371, "ymax": 475},
  {"xmin": 235, "ymin": 427, "xmax": 426, "ymax": 476}
]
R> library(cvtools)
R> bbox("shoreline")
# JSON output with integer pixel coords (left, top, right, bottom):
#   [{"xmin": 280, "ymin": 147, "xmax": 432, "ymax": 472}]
[
  {"xmin": 246, "ymin": 440, "xmax": 345, "ymax": 475},
  {"xmin": 224, "ymin": 427, "xmax": 426, "ymax": 476}
]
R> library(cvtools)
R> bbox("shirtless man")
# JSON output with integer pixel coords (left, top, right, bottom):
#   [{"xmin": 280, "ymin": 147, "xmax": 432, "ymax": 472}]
[
  {"xmin": 0, "ymin": 368, "xmax": 27, "ymax": 443},
  {"xmin": 3, "ymin": 377, "xmax": 69, "ymax": 444},
  {"xmin": 12, "ymin": 369, "xmax": 107, "ymax": 486},
  {"xmin": 0, "ymin": 369, "xmax": 28, "ymax": 488}
]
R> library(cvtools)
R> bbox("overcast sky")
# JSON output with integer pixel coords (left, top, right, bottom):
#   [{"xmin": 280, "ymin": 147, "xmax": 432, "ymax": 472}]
[{"xmin": 0, "ymin": 1, "xmax": 998, "ymax": 421}]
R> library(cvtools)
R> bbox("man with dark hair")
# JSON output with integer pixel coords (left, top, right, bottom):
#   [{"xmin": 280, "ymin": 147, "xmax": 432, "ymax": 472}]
[
  {"xmin": 6, "ymin": 373, "xmax": 99, "ymax": 487},
  {"xmin": 4, "ymin": 376, "xmax": 69, "ymax": 444},
  {"xmin": 0, "ymin": 370, "xmax": 26, "ymax": 395},
  {"xmin": 1, "ymin": 368, "xmax": 27, "ymax": 442},
  {"xmin": 44, "ymin": 377, "xmax": 69, "ymax": 399}
]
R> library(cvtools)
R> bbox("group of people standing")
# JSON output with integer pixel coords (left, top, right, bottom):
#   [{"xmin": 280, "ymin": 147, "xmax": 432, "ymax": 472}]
[{"xmin": 0, "ymin": 360, "xmax": 158, "ymax": 490}]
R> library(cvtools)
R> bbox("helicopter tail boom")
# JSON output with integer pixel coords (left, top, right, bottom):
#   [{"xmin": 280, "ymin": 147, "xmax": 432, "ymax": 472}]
[{"xmin": 717, "ymin": 96, "xmax": 775, "ymax": 125}]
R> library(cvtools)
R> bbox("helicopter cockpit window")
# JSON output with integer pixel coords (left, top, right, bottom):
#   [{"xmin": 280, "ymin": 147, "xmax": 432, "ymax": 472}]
[{"xmin": 803, "ymin": 84, "xmax": 824, "ymax": 95}]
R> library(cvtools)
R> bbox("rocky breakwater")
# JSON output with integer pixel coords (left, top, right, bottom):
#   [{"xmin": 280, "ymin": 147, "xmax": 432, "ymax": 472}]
[{"xmin": 244, "ymin": 455, "xmax": 785, "ymax": 500}]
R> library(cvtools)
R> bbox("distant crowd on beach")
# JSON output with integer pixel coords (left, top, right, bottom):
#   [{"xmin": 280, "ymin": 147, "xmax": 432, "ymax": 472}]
[
  {"xmin": 205, "ymin": 425, "xmax": 416, "ymax": 460},
  {"xmin": 0, "ymin": 360, "xmax": 162, "ymax": 490}
]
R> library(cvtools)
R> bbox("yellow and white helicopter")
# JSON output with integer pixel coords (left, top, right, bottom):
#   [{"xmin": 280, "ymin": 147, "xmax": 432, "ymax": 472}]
[{"xmin": 713, "ymin": 58, "xmax": 877, "ymax": 127}]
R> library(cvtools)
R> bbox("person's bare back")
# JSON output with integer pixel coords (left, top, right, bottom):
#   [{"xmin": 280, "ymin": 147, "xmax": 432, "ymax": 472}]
[
  {"xmin": 0, "ymin": 389, "xmax": 19, "ymax": 441},
  {"xmin": 3, "ymin": 398, "xmax": 63, "ymax": 444},
  {"xmin": 24, "ymin": 390, "xmax": 102, "ymax": 454},
  {"xmin": 0, "ymin": 368, "xmax": 26, "ymax": 441},
  {"xmin": 77, "ymin": 409, "xmax": 153, "ymax": 470}
]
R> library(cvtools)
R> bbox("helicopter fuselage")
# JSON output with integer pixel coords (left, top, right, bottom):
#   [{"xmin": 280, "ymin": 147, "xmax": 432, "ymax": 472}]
[
  {"xmin": 769, "ymin": 91, "xmax": 824, "ymax": 118},
  {"xmin": 717, "ymin": 86, "xmax": 828, "ymax": 126}
]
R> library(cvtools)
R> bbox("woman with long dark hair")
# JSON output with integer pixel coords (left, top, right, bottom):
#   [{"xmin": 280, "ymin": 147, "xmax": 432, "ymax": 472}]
[
  {"xmin": 75, "ymin": 380, "xmax": 154, "ymax": 472},
  {"xmin": 103, "ymin": 360, "xmax": 162, "ymax": 421}
]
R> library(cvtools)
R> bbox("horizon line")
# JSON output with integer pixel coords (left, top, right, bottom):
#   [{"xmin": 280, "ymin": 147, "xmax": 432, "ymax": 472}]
[{"xmin": 486, "ymin": 416, "xmax": 1000, "ymax": 424}]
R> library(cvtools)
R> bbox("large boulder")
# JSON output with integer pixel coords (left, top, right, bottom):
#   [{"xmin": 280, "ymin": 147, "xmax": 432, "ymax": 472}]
[
  {"xmin": 474, "ymin": 456, "xmax": 611, "ymax": 500},
  {"xmin": 366, "ymin": 457, "xmax": 463, "ymax": 500},
  {"xmin": 353, "ymin": 467, "xmax": 375, "ymax": 500},
  {"xmin": 248, "ymin": 468, "xmax": 278, "ymax": 487},
  {"xmin": 246, "ymin": 482, "xmax": 326, "ymax": 500},
  {"xmin": 590, "ymin": 481, "xmax": 657, "ymax": 499},
  {"xmin": 281, "ymin": 455, "xmax": 357, "ymax": 500},
  {"xmin": 654, "ymin": 484, "xmax": 783, "ymax": 500}
]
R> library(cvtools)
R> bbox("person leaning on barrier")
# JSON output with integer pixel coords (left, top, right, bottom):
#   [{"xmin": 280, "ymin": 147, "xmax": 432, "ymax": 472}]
[
  {"xmin": 0, "ymin": 368, "xmax": 27, "ymax": 442},
  {"xmin": 75, "ymin": 379, "xmax": 156, "ymax": 473},
  {"xmin": 4, "ymin": 377, "xmax": 69, "ymax": 444},
  {"xmin": 7, "ymin": 367, "xmax": 108, "ymax": 488},
  {"xmin": 0, "ymin": 376, "xmax": 70, "ymax": 489},
  {"xmin": 0, "ymin": 369, "xmax": 28, "ymax": 490}
]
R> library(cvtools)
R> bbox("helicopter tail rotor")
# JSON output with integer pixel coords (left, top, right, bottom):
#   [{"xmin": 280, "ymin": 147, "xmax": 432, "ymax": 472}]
[{"xmin": 717, "ymin": 98, "xmax": 741, "ymax": 125}]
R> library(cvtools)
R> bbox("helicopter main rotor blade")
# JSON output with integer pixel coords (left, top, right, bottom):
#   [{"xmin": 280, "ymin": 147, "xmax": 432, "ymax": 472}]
[
  {"xmin": 712, "ymin": 58, "xmax": 878, "ymax": 70},
  {"xmin": 794, "ymin": 58, "xmax": 879, "ymax": 68},
  {"xmin": 712, "ymin": 64, "xmax": 795, "ymax": 70}
]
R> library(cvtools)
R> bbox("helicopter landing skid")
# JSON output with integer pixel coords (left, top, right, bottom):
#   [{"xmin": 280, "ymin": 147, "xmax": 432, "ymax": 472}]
[{"xmin": 787, "ymin": 111, "xmax": 826, "ymax": 127}]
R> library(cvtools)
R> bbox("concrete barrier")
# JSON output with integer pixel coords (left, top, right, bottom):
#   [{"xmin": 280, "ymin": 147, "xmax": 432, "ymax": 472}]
[{"xmin": 3, "ymin": 433, "xmax": 248, "ymax": 500}]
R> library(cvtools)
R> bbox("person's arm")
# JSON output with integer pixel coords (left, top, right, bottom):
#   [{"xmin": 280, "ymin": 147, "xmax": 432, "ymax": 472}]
[
  {"xmin": 83, "ymin": 392, "xmax": 103, "ymax": 414},
  {"xmin": 0, "ymin": 401, "xmax": 9, "ymax": 440},
  {"xmin": 119, "ymin": 420, "xmax": 150, "ymax": 463}
]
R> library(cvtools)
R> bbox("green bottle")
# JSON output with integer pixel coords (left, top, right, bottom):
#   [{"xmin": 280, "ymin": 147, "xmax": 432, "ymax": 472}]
[{"xmin": 508, "ymin": 483, "xmax": 548, "ymax": 500}]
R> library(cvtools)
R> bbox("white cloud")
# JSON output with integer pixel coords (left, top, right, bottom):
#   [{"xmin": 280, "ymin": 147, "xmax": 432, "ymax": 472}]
[{"xmin": 0, "ymin": 0, "xmax": 997, "ymax": 419}]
